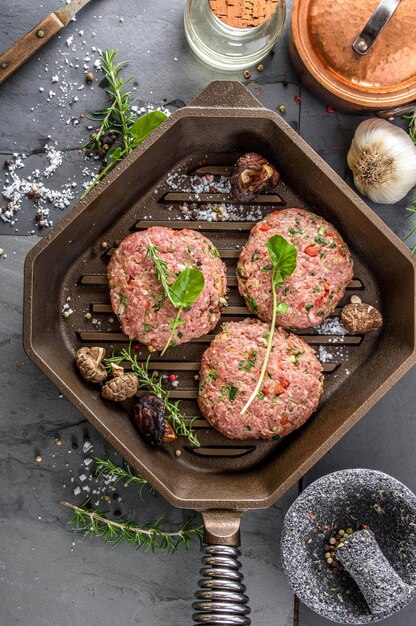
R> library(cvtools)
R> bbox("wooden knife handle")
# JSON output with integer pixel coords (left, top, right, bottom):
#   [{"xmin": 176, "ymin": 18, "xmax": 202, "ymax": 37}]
[{"xmin": 0, "ymin": 13, "xmax": 64, "ymax": 85}]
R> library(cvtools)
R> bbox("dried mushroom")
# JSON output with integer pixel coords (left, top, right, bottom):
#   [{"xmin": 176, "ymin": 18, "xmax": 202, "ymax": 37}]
[
  {"xmin": 341, "ymin": 303, "xmax": 383, "ymax": 334},
  {"xmin": 133, "ymin": 394, "xmax": 166, "ymax": 446},
  {"xmin": 101, "ymin": 370, "xmax": 138, "ymax": 401},
  {"xmin": 230, "ymin": 152, "xmax": 280, "ymax": 201},
  {"xmin": 162, "ymin": 422, "xmax": 177, "ymax": 443},
  {"xmin": 76, "ymin": 346, "xmax": 107, "ymax": 383}
]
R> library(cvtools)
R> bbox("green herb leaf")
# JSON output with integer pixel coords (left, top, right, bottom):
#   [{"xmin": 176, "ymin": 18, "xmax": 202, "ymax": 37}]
[
  {"xmin": 276, "ymin": 302, "xmax": 288, "ymax": 315},
  {"xmin": 247, "ymin": 294, "xmax": 259, "ymax": 314},
  {"xmin": 169, "ymin": 267, "xmax": 205, "ymax": 308},
  {"xmin": 129, "ymin": 110, "xmax": 168, "ymax": 144},
  {"xmin": 266, "ymin": 235, "xmax": 298, "ymax": 286},
  {"xmin": 241, "ymin": 235, "xmax": 297, "ymax": 416},
  {"xmin": 223, "ymin": 384, "xmax": 238, "ymax": 402}
]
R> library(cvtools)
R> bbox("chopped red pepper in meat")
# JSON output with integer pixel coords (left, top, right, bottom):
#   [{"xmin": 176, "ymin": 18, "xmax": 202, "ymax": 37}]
[{"xmin": 305, "ymin": 244, "xmax": 319, "ymax": 256}]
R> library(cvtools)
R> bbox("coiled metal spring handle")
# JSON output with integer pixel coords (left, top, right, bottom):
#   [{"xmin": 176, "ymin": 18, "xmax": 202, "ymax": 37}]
[{"xmin": 192, "ymin": 545, "xmax": 251, "ymax": 625}]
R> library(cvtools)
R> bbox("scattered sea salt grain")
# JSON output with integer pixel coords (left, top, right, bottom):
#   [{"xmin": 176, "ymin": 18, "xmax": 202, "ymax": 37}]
[
  {"xmin": 83, "ymin": 441, "xmax": 93, "ymax": 453},
  {"xmin": 318, "ymin": 346, "xmax": 333, "ymax": 363},
  {"xmin": 314, "ymin": 316, "xmax": 348, "ymax": 336},
  {"xmin": 73, "ymin": 486, "xmax": 81, "ymax": 496},
  {"xmin": 79, "ymin": 474, "xmax": 87, "ymax": 482},
  {"xmin": 84, "ymin": 457, "xmax": 92, "ymax": 467}
]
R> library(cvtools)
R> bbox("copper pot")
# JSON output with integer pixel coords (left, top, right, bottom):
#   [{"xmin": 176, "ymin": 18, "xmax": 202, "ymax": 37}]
[{"xmin": 289, "ymin": 0, "xmax": 416, "ymax": 115}]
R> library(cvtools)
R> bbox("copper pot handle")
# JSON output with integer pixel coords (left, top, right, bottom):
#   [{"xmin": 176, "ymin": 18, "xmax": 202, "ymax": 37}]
[
  {"xmin": 352, "ymin": 0, "xmax": 401, "ymax": 55},
  {"xmin": 376, "ymin": 102, "xmax": 416, "ymax": 118},
  {"xmin": 192, "ymin": 511, "xmax": 251, "ymax": 625}
]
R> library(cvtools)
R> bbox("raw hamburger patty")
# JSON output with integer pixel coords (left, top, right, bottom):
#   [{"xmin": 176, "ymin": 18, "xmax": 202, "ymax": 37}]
[
  {"xmin": 108, "ymin": 227, "xmax": 227, "ymax": 351},
  {"xmin": 198, "ymin": 319, "xmax": 323, "ymax": 440},
  {"xmin": 237, "ymin": 208, "xmax": 353, "ymax": 328}
]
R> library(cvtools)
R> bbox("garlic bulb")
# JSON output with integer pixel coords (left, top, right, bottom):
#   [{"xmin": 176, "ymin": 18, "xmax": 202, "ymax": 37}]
[{"xmin": 347, "ymin": 118, "xmax": 416, "ymax": 204}]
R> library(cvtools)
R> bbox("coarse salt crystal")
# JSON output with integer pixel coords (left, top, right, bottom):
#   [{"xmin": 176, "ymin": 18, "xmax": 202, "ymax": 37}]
[{"xmin": 73, "ymin": 486, "xmax": 81, "ymax": 496}]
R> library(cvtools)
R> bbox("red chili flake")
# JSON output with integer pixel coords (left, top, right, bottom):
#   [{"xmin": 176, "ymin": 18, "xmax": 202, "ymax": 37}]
[
  {"xmin": 132, "ymin": 342, "xmax": 140, "ymax": 351},
  {"xmin": 327, "ymin": 105, "xmax": 335, "ymax": 114},
  {"xmin": 204, "ymin": 174, "xmax": 212, "ymax": 181},
  {"xmin": 168, "ymin": 373, "xmax": 177, "ymax": 382},
  {"xmin": 295, "ymin": 95, "xmax": 301, "ymax": 103},
  {"xmin": 15, "ymin": 362, "xmax": 23, "ymax": 369}
]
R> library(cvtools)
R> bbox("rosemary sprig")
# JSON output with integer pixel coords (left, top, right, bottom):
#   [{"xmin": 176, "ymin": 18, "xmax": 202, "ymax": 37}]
[
  {"xmin": 81, "ymin": 49, "xmax": 167, "ymax": 198},
  {"xmin": 94, "ymin": 456, "xmax": 153, "ymax": 497},
  {"xmin": 105, "ymin": 346, "xmax": 200, "ymax": 447},
  {"xmin": 403, "ymin": 198, "xmax": 416, "ymax": 255},
  {"xmin": 60, "ymin": 501, "xmax": 203, "ymax": 553},
  {"xmin": 145, "ymin": 238, "xmax": 176, "ymax": 305},
  {"xmin": 403, "ymin": 109, "xmax": 416, "ymax": 144}
]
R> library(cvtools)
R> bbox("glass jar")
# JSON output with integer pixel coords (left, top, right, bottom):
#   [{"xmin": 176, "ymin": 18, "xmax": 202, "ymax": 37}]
[{"xmin": 184, "ymin": 0, "xmax": 286, "ymax": 71}]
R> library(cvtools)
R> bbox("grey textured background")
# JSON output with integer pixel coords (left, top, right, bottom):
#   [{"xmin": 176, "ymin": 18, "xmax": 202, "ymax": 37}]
[{"xmin": 0, "ymin": 1, "xmax": 415, "ymax": 625}]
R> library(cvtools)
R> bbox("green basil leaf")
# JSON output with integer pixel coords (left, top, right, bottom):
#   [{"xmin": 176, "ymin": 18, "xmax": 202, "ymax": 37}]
[
  {"xmin": 169, "ymin": 267, "xmax": 205, "ymax": 308},
  {"xmin": 108, "ymin": 146, "xmax": 122, "ymax": 161},
  {"xmin": 276, "ymin": 302, "xmax": 288, "ymax": 315},
  {"xmin": 129, "ymin": 111, "xmax": 167, "ymax": 144},
  {"xmin": 266, "ymin": 235, "xmax": 297, "ymax": 286}
]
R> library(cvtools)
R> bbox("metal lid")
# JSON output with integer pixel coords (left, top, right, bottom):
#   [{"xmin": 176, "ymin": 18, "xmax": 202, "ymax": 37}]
[
  {"xmin": 291, "ymin": 0, "xmax": 416, "ymax": 108},
  {"xmin": 209, "ymin": 0, "xmax": 279, "ymax": 28}
]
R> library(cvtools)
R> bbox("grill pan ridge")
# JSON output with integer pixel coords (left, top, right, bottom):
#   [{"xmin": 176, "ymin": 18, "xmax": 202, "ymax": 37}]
[{"xmin": 24, "ymin": 80, "xmax": 416, "ymax": 624}]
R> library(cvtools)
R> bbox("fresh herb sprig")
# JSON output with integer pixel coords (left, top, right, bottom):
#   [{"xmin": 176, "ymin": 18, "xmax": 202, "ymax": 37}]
[
  {"xmin": 403, "ymin": 109, "xmax": 416, "ymax": 144},
  {"xmin": 146, "ymin": 239, "xmax": 205, "ymax": 355},
  {"xmin": 404, "ymin": 197, "xmax": 416, "ymax": 254},
  {"xmin": 105, "ymin": 346, "xmax": 200, "ymax": 447},
  {"xmin": 94, "ymin": 456, "xmax": 152, "ymax": 497},
  {"xmin": 81, "ymin": 49, "xmax": 167, "ymax": 198},
  {"xmin": 241, "ymin": 235, "xmax": 297, "ymax": 415},
  {"xmin": 60, "ymin": 501, "xmax": 203, "ymax": 553}
]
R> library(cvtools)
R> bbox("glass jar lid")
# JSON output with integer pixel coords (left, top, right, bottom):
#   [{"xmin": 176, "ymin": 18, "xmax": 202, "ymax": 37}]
[{"xmin": 292, "ymin": 0, "xmax": 416, "ymax": 107}]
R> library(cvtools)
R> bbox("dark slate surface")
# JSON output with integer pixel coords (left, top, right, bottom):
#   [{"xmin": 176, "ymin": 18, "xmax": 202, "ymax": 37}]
[{"xmin": 0, "ymin": 1, "xmax": 415, "ymax": 625}]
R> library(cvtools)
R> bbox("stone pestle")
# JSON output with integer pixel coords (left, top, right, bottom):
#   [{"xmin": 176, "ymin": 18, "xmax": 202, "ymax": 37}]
[{"xmin": 335, "ymin": 529, "xmax": 413, "ymax": 616}]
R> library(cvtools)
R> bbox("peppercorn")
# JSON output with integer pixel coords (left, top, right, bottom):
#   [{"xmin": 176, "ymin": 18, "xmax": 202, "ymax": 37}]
[
  {"xmin": 243, "ymin": 70, "xmax": 251, "ymax": 79},
  {"xmin": 55, "ymin": 438, "xmax": 62, "ymax": 446},
  {"xmin": 0, "ymin": 248, "xmax": 3, "ymax": 256},
  {"xmin": 295, "ymin": 95, "xmax": 301, "ymax": 103},
  {"xmin": 257, "ymin": 64, "xmax": 264, "ymax": 72},
  {"xmin": 35, "ymin": 454, "xmax": 42, "ymax": 463},
  {"xmin": 102, "ymin": 143, "xmax": 109, "ymax": 152},
  {"xmin": 63, "ymin": 310, "xmax": 70, "ymax": 318},
  {"xmin": 327, "ymin": 105, "xmax": 335, "ymax": 114},
  {"xmin": 84, "ymin": 312, "xmax": 92, "ymax": 320},
  {"xmin": 101, "ymin": 241, "xmax": 108, "ymax": 249},
  {"xmin": 175, "ymin": 449, "xmax": 182, "ymax": 457},
  {"xmin": 86, "ymin": 72, "xmax": 94, "ymax": 83},
  {"xmin": 168, "ymin": 373, "xmax": 177, "ymax": 382},
  {"xmin": 278, "ymin": 105, "xmax": 286, "ymax": 113},
  {"xmin": 103, "ymin": 494, "xmax": 111, "ymax": 502},
  {"xmin": 4, "ymin": 159, "xmax": 11, "ymax": 168}
]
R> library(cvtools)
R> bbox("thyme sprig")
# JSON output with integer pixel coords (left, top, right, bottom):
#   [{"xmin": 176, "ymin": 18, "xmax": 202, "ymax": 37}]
[
  {"xmin": 81, "ymin": 49, "xmax": 167, "ymax": 198},
  {"xmin": 105, "ymin": 346, "xmax": 200, "ymax": 447},
  {"xmin": 94, "ymin": 456, "xmax": 153, "ymax": 497},
  {"xmin": 60, "ymin": 500, "xmax": 203, "ymax": 553}
]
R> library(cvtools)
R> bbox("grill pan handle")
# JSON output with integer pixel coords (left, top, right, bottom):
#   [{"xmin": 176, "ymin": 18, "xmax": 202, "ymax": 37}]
[{"xmin": 192, "ymin": 510, "xmax": 251, "ymax": 625}]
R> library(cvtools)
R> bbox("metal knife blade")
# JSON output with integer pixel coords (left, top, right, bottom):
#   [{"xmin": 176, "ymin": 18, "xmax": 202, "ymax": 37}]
[{"xmin": 55, "ymin": 0, "xmax": 93, "ymax": 26}]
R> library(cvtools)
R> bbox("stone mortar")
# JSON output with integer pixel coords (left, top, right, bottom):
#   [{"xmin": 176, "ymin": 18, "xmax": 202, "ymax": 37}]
[{"xmin": 281, "ymin": 469, "xmax": 416, "ymax": 623}]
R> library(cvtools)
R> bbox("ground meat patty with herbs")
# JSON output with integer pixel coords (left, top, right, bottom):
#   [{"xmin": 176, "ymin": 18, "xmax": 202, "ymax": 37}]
[
  {"xmin": 237, "ymin": 208, "xmax": 353, "ymax": 328},
  {"xmin": 198, "ymin": 319, "xmax": 323, "ymax": 440},
  {"xmin": 108, "ymin": 227, "xmax": 227, "ymax": 351}
]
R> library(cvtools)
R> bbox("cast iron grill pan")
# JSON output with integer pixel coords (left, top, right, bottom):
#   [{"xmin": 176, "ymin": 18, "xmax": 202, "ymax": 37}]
[{"xmin": 26, "ymin": 82, "xmax": 415, "ymax": 625}]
